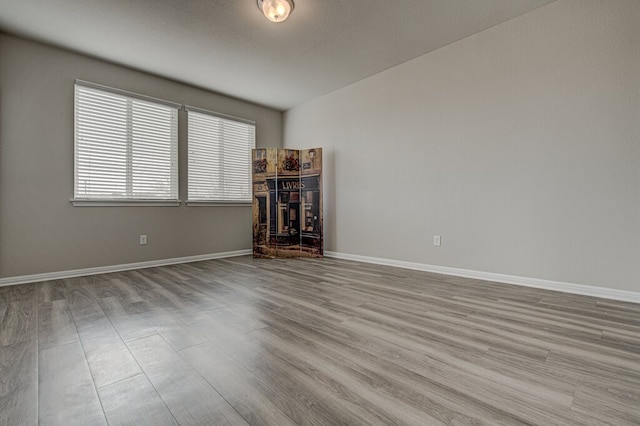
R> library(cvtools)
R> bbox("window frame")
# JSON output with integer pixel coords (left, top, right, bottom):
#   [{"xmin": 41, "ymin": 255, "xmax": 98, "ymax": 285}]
[{"xmin": 72, "ymin": 80, "xmax": 181, "ymax": 207}]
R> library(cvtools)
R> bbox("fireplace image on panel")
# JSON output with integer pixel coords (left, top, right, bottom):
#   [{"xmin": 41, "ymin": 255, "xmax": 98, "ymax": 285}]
[{"xmin": 252, "ymin": 148, "xmax": 322, "ymax": 258}]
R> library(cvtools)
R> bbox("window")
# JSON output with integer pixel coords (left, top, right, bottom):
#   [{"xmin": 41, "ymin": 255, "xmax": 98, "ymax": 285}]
[
  {"xmin": 187, "ymin": 107, "xmax": 255, "ymax": 203},
  {"xmin": 73, "ymin": 81, "xmax": 180, "ymax": 205}
]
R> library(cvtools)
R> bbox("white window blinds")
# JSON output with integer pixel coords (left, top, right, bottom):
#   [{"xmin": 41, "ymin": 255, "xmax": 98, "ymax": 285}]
[
  {"xmin": 74, "ymin": 81, "xmax": 179, "ymax": 201},
  {"xmin": 187, "ymin": 108, "xmax": 255, "ymax": 202}
]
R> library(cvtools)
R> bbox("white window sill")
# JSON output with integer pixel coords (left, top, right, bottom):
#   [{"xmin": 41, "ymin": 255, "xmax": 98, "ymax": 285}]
[
  {"xmin": 71, "ymin": 199, "xmax": 182, "ymax": 207},
  {"xmin": 185, "ymin": 200, "xmax": 251, "ymax": 207}
]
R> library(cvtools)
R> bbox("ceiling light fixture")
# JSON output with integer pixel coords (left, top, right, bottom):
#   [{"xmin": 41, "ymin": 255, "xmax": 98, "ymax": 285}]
[{"xmin": 257, "ymin": 0, "xmax": 294, "ymax": 23}]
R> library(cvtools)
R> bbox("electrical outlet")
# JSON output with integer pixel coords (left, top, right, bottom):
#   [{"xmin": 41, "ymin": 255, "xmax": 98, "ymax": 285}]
[
  {"xmin": 433, "ymin": 235, "xmax": 441, "ymax": 246},
  {"xmin": 139, "ymin": 235, "xmax": 147, "ymax": 245}
]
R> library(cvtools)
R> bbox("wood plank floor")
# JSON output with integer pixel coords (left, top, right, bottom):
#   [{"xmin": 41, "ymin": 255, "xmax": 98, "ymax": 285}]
[{"xmin": 1, "ymin": 256, "xmax": 639, "ymax": 425}]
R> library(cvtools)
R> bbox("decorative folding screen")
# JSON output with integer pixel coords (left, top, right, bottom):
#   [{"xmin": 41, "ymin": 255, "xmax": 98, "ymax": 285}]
[{"xmin": 252, "ymin": 148, "xmax": 323, "ymax": 258}]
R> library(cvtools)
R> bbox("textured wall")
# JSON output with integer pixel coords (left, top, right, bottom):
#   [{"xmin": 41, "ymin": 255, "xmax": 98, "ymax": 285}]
[
  {"xmin": 0, "ymin": 34, "xmax": 282, "ymax": 278},
  {"xmin": 284, "ymin": 0, "xmax": 640, "ymax": 292}
]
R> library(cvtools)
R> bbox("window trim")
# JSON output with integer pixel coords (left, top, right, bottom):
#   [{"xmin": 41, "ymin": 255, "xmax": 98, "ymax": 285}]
[
  {"xmin": 74, "ymin": 79, "xmax": 182, "ymax": 109},
  {"xmin": 71, "ymin": 199, "xmax": 182, "ymax": 207},
  {"xmin": 184, "ymin": 105, "xmax": 255, "ymax": 126},
  {"xmin": 72, "ymin": 80, "xmax": 181, "ymax": 206},
  {"xmin": 185, "ymin": 200, "xmax": 251, "ymax": 207}
]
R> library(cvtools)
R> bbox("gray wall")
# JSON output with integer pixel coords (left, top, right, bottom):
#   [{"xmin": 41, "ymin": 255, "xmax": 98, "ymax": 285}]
[
  {"xmin": 0, "ymin": 34, "xmax": 282, "ymax": 278},
  {"xmin": 283, "ymin": 0, "xmax": 640, "ymax": 292}
]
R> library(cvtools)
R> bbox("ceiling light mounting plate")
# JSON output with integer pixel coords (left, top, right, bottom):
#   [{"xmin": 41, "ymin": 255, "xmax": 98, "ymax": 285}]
[{"xmin": 257, "ymin": 0, "xmax": 294, "ymax": 23}]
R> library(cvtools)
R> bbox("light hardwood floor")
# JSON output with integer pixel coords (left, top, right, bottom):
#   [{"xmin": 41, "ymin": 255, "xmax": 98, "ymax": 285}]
[{"xmin": 1, "ymin": 256, "xmax": 639, "ymax": 425}]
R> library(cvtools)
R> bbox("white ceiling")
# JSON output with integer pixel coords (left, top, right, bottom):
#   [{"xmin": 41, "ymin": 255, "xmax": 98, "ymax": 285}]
[{"xmin": 0, "ymin": 0, "xmax": 557, "ymax": 111}]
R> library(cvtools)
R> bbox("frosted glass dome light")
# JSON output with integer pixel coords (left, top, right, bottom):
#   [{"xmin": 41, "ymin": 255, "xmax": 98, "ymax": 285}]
[{"xmin": 257, "ymin": 0, "xmax": 294, "ymax": 23}]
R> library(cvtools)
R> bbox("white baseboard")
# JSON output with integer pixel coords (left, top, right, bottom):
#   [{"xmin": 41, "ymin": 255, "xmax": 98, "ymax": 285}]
[
  {"xmin": 325, "ymin": 251, "xmax": 640, "ymax": 304},
  {"xmin": 0, "ymin": 249, "xmax": 252, "ymax": 287},
  {"xmin": 3, "ymin": 249, "xmax": 637, "ymax": 304}
]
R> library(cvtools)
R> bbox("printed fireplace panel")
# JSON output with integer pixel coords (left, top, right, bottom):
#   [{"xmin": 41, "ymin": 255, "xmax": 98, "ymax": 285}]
[{"xmin": 252, "ymin": 148, "xmax": 323, "ymax": 259}]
